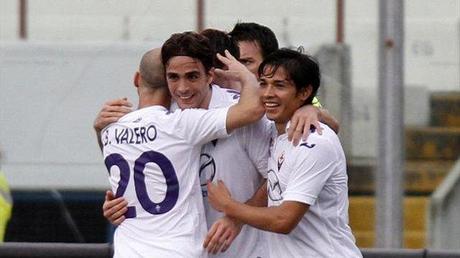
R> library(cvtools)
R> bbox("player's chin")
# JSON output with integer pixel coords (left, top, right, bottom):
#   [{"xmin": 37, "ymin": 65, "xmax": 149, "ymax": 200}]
[
  {"xmin": 265, "ymin": 109, "xmax": 279, "ymax": 121},
  {"xmin": 177, "ymin": 100, "xmax": 198, "ymax": 110}
]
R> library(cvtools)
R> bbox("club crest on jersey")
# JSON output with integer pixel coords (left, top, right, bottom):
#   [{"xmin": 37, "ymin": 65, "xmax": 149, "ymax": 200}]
[{"xmin": 277, "ymin": 151, "xmax": 285, "ymax": 170}]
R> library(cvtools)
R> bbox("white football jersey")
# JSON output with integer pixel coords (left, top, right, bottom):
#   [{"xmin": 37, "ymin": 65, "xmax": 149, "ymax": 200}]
[
  {"xmin": 200, "ymin": 85, "xmax": 270, "ymax": 258},
  {"xmin": 267, "ymin": 122, "xmax": 362, "ymax": 258},
  {"xmin": 101, "ymin": 105, "xmax": 229, "ymax": 258}
]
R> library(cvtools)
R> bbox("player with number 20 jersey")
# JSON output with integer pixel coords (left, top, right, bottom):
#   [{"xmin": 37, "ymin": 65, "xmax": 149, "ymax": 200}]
[{"xmin": 101, "ymin": 105, "xmax": 230, "ymax": 258}]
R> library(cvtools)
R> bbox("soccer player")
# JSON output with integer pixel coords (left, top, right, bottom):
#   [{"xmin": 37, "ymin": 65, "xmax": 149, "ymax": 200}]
[
  {"xmin": 207, "ymin": 49, "xmax": 362, "ymax": 258},
  {"xmin": 97, "ymin": 30, "xmax": 339, "ymax": 257},
  {"xmin": 229, "ymin": 22, "xmax": 340, "ymax": 138},
  {"xmin": 101, "ymin": 45, "xmax": 264, "ymax": 257}
]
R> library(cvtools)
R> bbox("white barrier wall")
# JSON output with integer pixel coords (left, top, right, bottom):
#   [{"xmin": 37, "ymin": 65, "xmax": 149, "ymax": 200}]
[
  {"xmin": 0, "ymin": 0, "xmax": 458, "ymax": 189},
  {"xmin": 0, "ymin": 42, "xmax": 160, "ymax": 189}
]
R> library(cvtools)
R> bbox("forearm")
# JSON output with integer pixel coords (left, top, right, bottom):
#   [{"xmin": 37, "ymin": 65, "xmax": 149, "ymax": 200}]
[
  {"xmin": 318, "ymin": 108, "xmax": 340, "ymax": 133},
  {"xmin": 226, "ymin": 74, "xmax": 264, "ymax": 132},
  {"xmin": 245, "ymin": 180, "xmax": 267, "ymax": 207},
  {"xmin": 223, "ymin": 200, "xmax": 291, "ymax": 234}
]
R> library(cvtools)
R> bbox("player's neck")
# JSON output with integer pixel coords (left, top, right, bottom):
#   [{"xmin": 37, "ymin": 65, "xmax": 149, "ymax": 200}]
[
  {"xmin": 198, "ymin": 85, "xmax": 213, "ymax": 109},
  {"xmin": 138, "ymin": 88, "xmax": 171, "ymax": 110},
  {"xmin": 275, "ymin": 122, "xmax": 287, "ymax": 135}
]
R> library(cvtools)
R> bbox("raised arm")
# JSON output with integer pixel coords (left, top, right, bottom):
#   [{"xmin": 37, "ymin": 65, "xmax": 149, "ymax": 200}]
[{"xmin": 215, "ymin": 51, "xmax": 265, "ymax": 133}]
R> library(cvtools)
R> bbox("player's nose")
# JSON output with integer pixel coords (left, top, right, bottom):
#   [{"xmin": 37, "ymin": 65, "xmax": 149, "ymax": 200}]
[
  {"xmin": 176, "ymin": 79, "xmax": 190, "ymax": 93},
  {"xmin": 262, "ymin": 85, "xmax": 275, "ymax": 98}
]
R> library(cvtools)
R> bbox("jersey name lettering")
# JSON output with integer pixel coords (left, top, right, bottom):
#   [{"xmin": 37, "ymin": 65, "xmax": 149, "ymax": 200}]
[{"xmin": 113, "ymin": 125, "xmax": 157, "ymax": 145}]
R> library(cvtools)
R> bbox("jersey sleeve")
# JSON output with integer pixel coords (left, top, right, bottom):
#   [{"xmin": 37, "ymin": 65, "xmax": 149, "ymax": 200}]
[
  {"xmin": 177, "ymin": 107, "xmax": 230, "ymax": 146},
  {"xmin": 237, "ymin": 118, "xmax": 270, "ymax": 178},
  {"xmin": 283, "ymin": 136, "xmax": 336, "ymax": 205}
]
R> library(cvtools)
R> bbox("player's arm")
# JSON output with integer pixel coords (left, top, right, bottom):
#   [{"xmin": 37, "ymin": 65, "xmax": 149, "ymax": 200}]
[
  {"xmin": 287, "ymin": 105, "xmax": 340, "ymax": 145},
  {"xmin": 318, "ymin": 108, "xmax": 339, "ymax": 133},
  {"xmin": 93, "ymin": 98, "xmax": 133, "ymax": 151},
  {"xmin": 215, "ymin": 51, "xmax": 265, "ymax": 133},
  {"xmin": 312, "ymin": 97, "xmax": 340, "ymax": 133},
  {"xmin": 203, "ymin": 216, "xmax": 242, "ymax": 254},
  {"xmin": 203, "ymin": 180, "xmax": 267, "ymax": 254},
  {"xmin": 208, "ymin": 180, "xmax": 308, "ymax": 234},
  {"xmin": 246, "ymin": 180, "xmax": 268, "ymax": 207}
]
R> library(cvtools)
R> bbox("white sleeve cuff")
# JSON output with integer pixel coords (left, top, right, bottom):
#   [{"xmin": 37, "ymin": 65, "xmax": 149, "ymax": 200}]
[{"xmin": 283, "ymin": 191, "xmax": 317, "ymax": 206}]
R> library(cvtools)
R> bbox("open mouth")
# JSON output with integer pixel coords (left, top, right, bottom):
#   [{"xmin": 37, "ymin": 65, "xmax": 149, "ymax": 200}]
[
  {"xmin": 177, "ymin": 94, "xmax": 194, "ymax": 103},
  {"xmin": 264, "ymin": 102, "xmax": 280, "ymax": 110},
  {"xmin": 179, "ymin": 94, "xmax": 193, "ymax": 99}
]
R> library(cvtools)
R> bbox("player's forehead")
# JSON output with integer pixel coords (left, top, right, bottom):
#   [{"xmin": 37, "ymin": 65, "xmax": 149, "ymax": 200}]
[
  {"xmin": 165, "ymin": 56, "xmax": 206, "ymax": 74},
  {"xmin": 260, "ymin": 65, "xmax": 290, "ymax": 82},
  {"xmin": 238, "ymin": 40, "xmax": 263, "ymax": 60}
]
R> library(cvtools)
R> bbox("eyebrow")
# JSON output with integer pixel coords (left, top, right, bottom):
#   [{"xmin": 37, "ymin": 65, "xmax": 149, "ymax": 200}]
[
  {"xmin": 166, "ymin": 69, "xmax": 200, "ymax": 75},
  {"xmin": 185, "ymin": 71, "xmax": 201, "ymax": 75}
]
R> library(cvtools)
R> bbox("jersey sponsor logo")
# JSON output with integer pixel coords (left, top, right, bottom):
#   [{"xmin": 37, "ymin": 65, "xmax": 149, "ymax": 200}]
[
  {"xmin": 267, "ymin": 169, "xmax": 283, "ymax": 201},
  {"xmin": 199, "ymin": 153, "xmax": 216, "ymax": 197},
  {"xmin": 277, "ymin": 151, "xmax": 285, "ymax": 171},
  {"xmin": 300, "ymin": 142, "xmax": 316, "ymax": 149}
]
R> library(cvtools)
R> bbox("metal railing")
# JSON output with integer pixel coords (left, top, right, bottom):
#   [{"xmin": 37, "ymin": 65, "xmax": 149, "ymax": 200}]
[
  {"xmin": 1, "ymin": 244, "xmax": 460, "ymax": 258},
  {"xmin": 429, "ymin": 158, "xmax": 460, "ymax": 249}
]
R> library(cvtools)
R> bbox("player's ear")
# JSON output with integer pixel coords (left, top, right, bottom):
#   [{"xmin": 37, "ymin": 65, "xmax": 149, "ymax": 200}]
[
  {"xmin": 299, "ymin": 85, "xmax": 313, "ymax": 102},
  {"xmin": 133, "ymin": 71, "xmax": 140, "ymax": 88},
  {"xmin": 206, "ymin": 68, "xmax": 215, "ymax": 86}
]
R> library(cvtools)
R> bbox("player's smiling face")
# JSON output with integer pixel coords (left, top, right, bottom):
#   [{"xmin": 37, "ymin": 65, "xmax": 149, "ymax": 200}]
[
  {"xmin": 165, "ymin": 56, "xmax": 213, "ymax": 110},
  {"xmin": 260, "ymin": 66, "xmax": 309, "ymax": 126}
]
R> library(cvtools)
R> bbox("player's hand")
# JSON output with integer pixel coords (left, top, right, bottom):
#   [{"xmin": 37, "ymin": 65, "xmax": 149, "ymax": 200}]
[
  {"xmin": 287, "ymin": 105, "xmax": 323, "ymax": 146},
  {"xmin": 102, "ymin": 190, "xmax": 128, "ymax": 226},
  {"xmin": 203, "ymin": 216, "xmax": 242, "ymax": 254},
  {"xmin": 207, "ymin": 180, "xmax": 232, "ymax": 213},
  {"xmin": 94, "ymin": 98, "xmax": 133, "ymax": 132},
  {"xmin": 214, "ymin": 50, "xmax": 256, "ymax": 85}
]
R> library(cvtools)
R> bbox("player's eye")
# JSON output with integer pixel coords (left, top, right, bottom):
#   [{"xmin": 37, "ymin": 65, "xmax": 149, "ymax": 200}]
[
  {"xmin": 275, "ymin": 82, "xmax": 285, "ymax": 88},
  {"xmin": 187, "ymin": 73, "xmax": 199, "ymax": 80},
  {"xmin": 241, "ymin": 60, "xmax": 252, "ymax": 66},
  {"xmin": 167, "ymin": 74, "xmax": 178, "ymax": 81}
]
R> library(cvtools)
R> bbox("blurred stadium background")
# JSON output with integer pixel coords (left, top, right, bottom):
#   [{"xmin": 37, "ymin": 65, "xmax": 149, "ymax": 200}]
[{"xmin": 0, "ymin": 0, "xmax": 459, "ymax": 256}]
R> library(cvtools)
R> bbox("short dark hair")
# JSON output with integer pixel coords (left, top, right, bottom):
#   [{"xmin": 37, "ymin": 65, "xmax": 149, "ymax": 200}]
[
  {"xmin": 229, "ymin": 22, "xmax": 279, "ymax": 58},
  {"xmin": 161, "ymin": 31, "xmax": 213, "ymax": 72},
  {"xmin": 200, "ymin": 28, "xmax": 240, "ymax": 69},
  {"xmin": 258, "ymin": 48, "xmax": 320, "ymax": 105}
]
